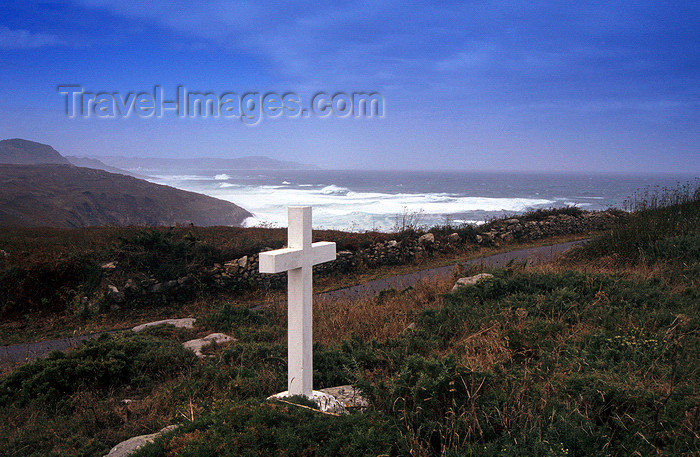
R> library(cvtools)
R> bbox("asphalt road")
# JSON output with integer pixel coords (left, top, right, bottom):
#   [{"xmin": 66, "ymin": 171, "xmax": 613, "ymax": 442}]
[
  {"xmin": 0, "ymin": 239, "xmax": 585, "ymax": 371},
  {"xmin": 321, "ymin": 239, "xmax": 585, "ymax": 301}
]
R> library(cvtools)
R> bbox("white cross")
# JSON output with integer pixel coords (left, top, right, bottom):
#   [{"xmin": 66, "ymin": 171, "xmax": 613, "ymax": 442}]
[{"xmin": 259, "ymin": 206, "xmax": 336, "ymax": 398}]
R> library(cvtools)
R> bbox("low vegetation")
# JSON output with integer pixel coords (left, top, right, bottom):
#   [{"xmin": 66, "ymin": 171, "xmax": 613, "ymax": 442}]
[
  {"xmin": 0, "ymin": 184, "xmax": 698, "ymax": 456},
  {"xmin": 0, "ymin": 224, "xmax": 392, "ymax": 321},
  {"xmin": 0, "ymin": 204, "xmax": 592, "ymax": 326},
  {"xmin": 579, "ymin": 181, "xmax": 699, "ymax": 266}
]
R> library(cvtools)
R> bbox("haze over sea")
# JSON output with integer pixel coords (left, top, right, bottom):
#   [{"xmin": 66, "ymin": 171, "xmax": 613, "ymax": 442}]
[{"xmin": 142, "ymin": 170, "xmax": 696, "ymax": 232}]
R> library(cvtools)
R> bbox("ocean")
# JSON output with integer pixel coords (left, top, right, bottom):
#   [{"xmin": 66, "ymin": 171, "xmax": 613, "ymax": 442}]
[{"xmin": 144, "ymin": 170, "xmax": 697, "ymax": 231}]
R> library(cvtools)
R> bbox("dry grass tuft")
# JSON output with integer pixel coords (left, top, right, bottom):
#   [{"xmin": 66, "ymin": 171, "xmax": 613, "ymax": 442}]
[
  {"xmin": 528, "ymin": 250, "xmax": 676, "ymax": 283},
  {"xmin": 313, "ymin": 275, "xmax": 454, "ymax": 346},
  {"xmin": 455, "ymin": 321, "xmax": 512, "ymax": 372}
]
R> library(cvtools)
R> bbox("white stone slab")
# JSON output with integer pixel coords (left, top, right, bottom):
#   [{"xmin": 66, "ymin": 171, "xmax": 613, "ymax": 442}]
[
  {"xmin": 268, "ymin": 390, "xmax": 347, "ymax": 415},
  {"xmin": 131, "ymin": 318, "xmax": 196, "ymax": 333},
  {"xmin": 183, "ymin": 333, "xmax": 235, "ymax": 358},
  {"xmin": 104, "ymin": 425, "xmax": 178, "ymax": 457}
]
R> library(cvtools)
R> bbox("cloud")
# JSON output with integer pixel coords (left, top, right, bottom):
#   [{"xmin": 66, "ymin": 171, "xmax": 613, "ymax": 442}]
[
  {"xmin": 70, "ymin": 0, "xmax": 699, "ymax": 112},
  {"xmin": 70, "ymin": 1, "xmax": 468, "ymax": 85},
  {"xmin": 0, "ymin": 26, "xmax": 66, "ymax": 50}
]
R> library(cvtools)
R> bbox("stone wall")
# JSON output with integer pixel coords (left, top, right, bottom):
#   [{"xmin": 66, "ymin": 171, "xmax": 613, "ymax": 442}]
[
  {"xmin": 476, "ymin": 210, "xmax": 621, "ymax": 244},
  {"xmin": 101, "ymin": 210, "xmax": 624, "ymax": 309}
]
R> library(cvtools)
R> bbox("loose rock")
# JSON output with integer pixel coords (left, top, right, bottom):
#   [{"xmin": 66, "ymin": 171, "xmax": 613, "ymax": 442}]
[
  {"xmin": 107, "ymin": 285, "xmax": 125, "ymax": 303},
  {"xmin": 268, "ymin": 390, "xmax": 348, "ymax": 415},
  {"xmin": 418, "ymin": 233, "xmax": 435, "ymax": 244},
  {"xmin": 183, "ymin": 333, "xmax": 235, "ymax": 358},
  {"xmin": 319, "ymin": 385, "xmax": 369, "ymax": 410},
  {"xmin": 132, "ymin": 318, "xmax": 196, "ymax": 333},
  {"xmin": 452, "ymin": 273, "xmax": 494, "ymax": 291},
  {"xmin": 104, "ymin": 425, "xmax": 178, "ymax": 457}
]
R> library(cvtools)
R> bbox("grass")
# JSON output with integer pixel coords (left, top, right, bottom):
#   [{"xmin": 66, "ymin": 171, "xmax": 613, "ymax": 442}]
[
  {"xmin": 578, "ymin": 180, "xmax": 699, "ymax": 266},
  {"xmin": 0, "ymin": 232, "xmax": 592, "ymax": 348},
  {"xmin": 0, "ymin": 188, "xmax": 698, "ymax": 455},
  {"xmin": 0, "ymin": 220, "xmax": 592, "ymax": 347}
]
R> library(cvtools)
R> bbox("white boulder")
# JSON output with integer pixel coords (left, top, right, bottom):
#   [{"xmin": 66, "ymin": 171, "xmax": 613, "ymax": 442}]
[
  {"xmin": 132, "ymin": 318, "xmax": 196, "ymax": 333},
  {"xmin": 418, "ymin": 233, "xmax": 435, "ymax": 244},
  {"xmin": 451, "ymin": 273, "xmax": 494, "ymax": 292},
  {"xmin": 268, "ymin": 390, "xmax": 348, "ymax": 415},
  {"xmin": 183, "ymin": 333, "xmax": 235, "ymax": 358},
  {"xmin": 104, "ymin": 425, "xmax": 177, "ymax": 457}
]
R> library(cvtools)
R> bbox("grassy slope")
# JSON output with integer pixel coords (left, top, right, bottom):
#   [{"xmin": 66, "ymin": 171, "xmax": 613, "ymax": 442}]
[
  {"xmin": 0, "ymin": 189, "xmax": 698, "ymax": 456},
  {"xmin": 0, "ymin": 218, "xmax": 589, "ymax": 346}
]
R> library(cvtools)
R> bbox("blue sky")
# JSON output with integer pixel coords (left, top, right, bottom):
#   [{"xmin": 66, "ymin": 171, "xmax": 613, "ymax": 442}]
[{"xmin": 0, "ymin": 0, "xmax": 698, "ymax": 172}]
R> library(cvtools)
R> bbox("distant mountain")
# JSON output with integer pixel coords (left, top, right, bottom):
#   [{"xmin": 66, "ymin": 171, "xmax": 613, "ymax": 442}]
[
  {"xmin": 65, "ymin": 155, "xmax": 144, "ymax": 178},
  {"xmin": 91, "ymin": 155, "xmax": 319, "ymax": 172},
  {"xmin": 0, "ymin": 164, "xmax": 252, "ymax": 228},
  {"xmin": 0, "ymin": 138, "xmax": 71, "ymax": 165}
]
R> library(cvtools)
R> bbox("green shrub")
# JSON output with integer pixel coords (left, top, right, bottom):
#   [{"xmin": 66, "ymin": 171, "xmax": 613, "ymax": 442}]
[
  {"xmin": 0, "ymin": 333, "xmax": 196, "ymax": 407},
  {"xmin": 650, "ymin": 233, "xmax": 700, "ymax": 263},
  {"xmin": 579, "ymin": 181, "xmax": 699, "ymax": 265},
  {"xmin": 313, "ymin": 344, "xmax": 360, "ymax": 389},
  {"xmin": 0, "ymin": 258, "xmax": 102, "ymax": 318},
  {"xmin": 203, "ymin": 304, "xmax": 282, "ymax": 343},
  {"xmin": 114, "ymin": 229, "xmax": 222, "ymax": 281},
  {"xmin": 381, "ymin": 355, "xmax": 494, "ymax": 454},
  {"xmin": 518, "ymin": 205, "xmax": 585, "ymax": 222},
  {"xmin": 135, "ymin": 399, "xmax": 398, "ymax": 457}
]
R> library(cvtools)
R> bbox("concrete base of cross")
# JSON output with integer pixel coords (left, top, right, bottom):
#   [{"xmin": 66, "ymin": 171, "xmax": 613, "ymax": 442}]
[{"xmin": 267, "ymin": 390, "xmax": 348, "ymax": 414}]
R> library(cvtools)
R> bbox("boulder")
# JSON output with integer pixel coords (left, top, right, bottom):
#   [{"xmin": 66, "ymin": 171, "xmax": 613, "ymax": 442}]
[
  {"xmin": 104, "ymin": 425, "xmax": 178, "ymax": 457},
  {"xmin": 106, "ymin": 285, "xmax": 125, "ymax": 303},
  {"xmin": 132, "ymin": 318, "xmax": 196, "ymax": 333},
  {"xmin": 183, "ymin": 333, "xmax": 235, "ymax": 358},
  {"xmin": 223, "ymin": 261, "xmax": 239, "ymax": 274},
  {"xmin": 418, "ymin": 233, "xmax": 435, "ymax": 244},
  {"xmin": 500, "ymin": 232, "xmax": 514, "ymax": 242},
  {"xmin": 318, "ymin": 385, "xmax": 369, "ymax": 410},
  {"xmin": 124, "ymin": 278, "xmax": 139, "ymax": 292},
  {"xmin": 149, "ymin": 280, "xmax": 177, "ymax": 294},
  {"xmin": 451, "ymin": 273, "xmax": 494, "ymax": 292},
  {"xmin": 268, "ymin": 390, "xmax": 348, "ymax": 415}
]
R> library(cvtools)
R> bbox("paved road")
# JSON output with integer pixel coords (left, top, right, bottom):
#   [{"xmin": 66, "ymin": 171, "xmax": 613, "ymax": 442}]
[
  {"xmin": 0, "ymin": 239, "xmax": 585, "ymax": 370},
  {"xmin": 321, "ymin": 239, "xmax": 585, "ymax": 301}
]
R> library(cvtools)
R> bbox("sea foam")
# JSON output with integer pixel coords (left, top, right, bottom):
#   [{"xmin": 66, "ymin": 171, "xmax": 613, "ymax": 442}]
[
  {"xmin": 142, "ymin": 169, "xmax": 674, "ymax": 232},
  {"xmin": 207, "ymin": 184, "xmax": 553, "ymax": 230}
]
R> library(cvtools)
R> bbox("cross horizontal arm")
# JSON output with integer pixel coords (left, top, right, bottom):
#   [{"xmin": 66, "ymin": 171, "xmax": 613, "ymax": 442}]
[
  {"xmin": 259, "ymin": 248, "xmax": 303, "ymax": 274},
  {"xmin": 259, "ymin": 241, "xmax": 337, "ymax": 274},
  {"xmin": 310, "ymin": 241, "xmax": 336, "ymax": 265}
]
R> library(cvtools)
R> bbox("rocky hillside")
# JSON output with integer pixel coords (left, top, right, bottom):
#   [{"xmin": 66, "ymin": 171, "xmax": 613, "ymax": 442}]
[
  {"xmin": 0, "ymin": 138, "xmax": 71, "ymax": 165},
  {"xmin": 0, "ymin": 164, "xmax": 251, "ymax": 228}
]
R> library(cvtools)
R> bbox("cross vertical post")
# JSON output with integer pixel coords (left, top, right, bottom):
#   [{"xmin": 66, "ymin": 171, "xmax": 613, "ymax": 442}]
[
  {"xmin": 259, "ymin": 206, "xmax": 336, "ymax": 398},
  {"xmin": 287, "ymin": 206, "xmax": 313, "ymax": 397}
]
